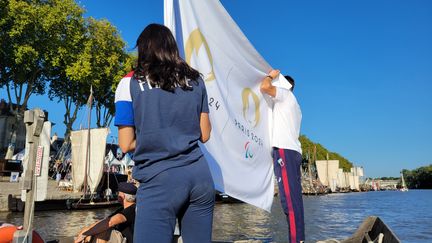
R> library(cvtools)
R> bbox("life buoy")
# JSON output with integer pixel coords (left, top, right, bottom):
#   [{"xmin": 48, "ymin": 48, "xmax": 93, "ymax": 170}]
[{"xmin": 0, "ymin": 225, "xmax": 44, "ymax": 243}]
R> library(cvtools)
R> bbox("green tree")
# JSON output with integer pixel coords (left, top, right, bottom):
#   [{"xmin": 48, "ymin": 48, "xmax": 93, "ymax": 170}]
[
  {"xmin": 300, "ymin": 135, "xmax": 353, "ymax": 171},
  {"xmin": 83, "ymin": 18, "xmax": 132, "ymax": 128},
  {"xmin": 0, "ymin": 0, "xmax": 84, "ymax": 157},
  {"xmin": 403, "ymin": 165, "xmax": 432, "ymax": 189},
  {"xmin": 48, "ymin": 17, "xmax": 131, "ymax": 140},
  {"xmin": 44, "ymin": 0, "xmax": 87, "ymax": 141},
  {"xmin": 0, "ymin": 0, "xmax": 12, "ymax": 91}
]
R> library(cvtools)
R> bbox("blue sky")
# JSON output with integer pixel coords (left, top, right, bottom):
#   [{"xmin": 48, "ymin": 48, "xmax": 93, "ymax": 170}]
[{"xmin": 7, "ymin": 0, "xmax": 432, "ymax": 177}]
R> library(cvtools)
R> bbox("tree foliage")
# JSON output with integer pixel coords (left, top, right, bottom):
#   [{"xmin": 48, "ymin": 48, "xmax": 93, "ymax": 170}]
[
  {"xmin": 0, "ymin": 0, "xmax": 57, "ymax": 113},
  {"xmin": 1, "ymin": 0, "xmax": 88, "ymax": 156},
  {"xmin": 82, "ymin": 18, "xmax": 132, "ymax": 129},
  {"xmin": 47, "ymin": 15, "xmax": 132, "ymax": 139},
  {"xmin": 1, "ymin": 0, "xmax": 132, "ymax": 144},
  {"xmin": 376, "ymin": 176, "xmax": 399, "ymax": 180},
  {"xmin": 403, "ymin": 165, "xmax": 432, "ymax": 189},
  {"xmin": 300, "ymin": 135, "xmax": 353, "ymax": 171},
  {"xmin": 42, "ymin": 0, "xmax": 88, "ymax": 140}
]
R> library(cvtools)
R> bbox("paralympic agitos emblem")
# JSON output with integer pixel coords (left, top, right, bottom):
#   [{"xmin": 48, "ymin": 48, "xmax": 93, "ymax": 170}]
[
  {"xmin": 244, "ymin": 141, "xmax": 253, "ymax": 159},
  {"xmin": 185, "ymin": 28, "xmax": 216, "ymax": 82}
]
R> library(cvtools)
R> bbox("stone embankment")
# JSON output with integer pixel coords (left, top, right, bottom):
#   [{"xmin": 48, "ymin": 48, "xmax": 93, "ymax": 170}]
[{"xmin": 0, "ymin": 177, "xmax": 81, "ymax": 212}]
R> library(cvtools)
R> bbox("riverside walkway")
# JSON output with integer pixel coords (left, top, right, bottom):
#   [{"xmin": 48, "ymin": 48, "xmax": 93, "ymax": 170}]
[{"xmin": 0, "ymin": 177, "xmax": 82, "ymax": 212}]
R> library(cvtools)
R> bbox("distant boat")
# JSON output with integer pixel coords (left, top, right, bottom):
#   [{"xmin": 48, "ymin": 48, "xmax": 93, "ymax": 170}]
[
  {"xmin": 70, "ymin": 87, "xmax": 121, "ymax": 209},
  {"xmin": 400, "ymin": 172, "xmax": 408, "ymax": 192},
  {"xmin": 315, "ymin": 159, "xmax": 339, "ymax": 192},
  {"xmin": 70, "ymin": 127, "xmax": 123, "ymax": 209},
  {"xmin": 372, "ymin": 179, "xmax": 379, "ymax": 191}
]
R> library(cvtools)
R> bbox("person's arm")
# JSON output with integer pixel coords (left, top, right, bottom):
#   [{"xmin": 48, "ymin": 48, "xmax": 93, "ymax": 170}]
[
  {"xmin": 114, "ymin": 76, "xmax": 135, "ymax": 153},
  {"xmin": 200, "ymin": 112, "xmax": 211, "ymax": 143},
  {"xmin": 74, "ymin": 220, "xmax": 101, "ymax": 243},
  {"xmin": 108, "ymin": 213, "xmax": 127, "ymax": 227},
  {"xmin": 80, "ymin": 213, "xmax": 127, "ymax": 237},
  {"xmin": 260, "ymin": 69, "xmax": 280, "ymax": 97},
  {"xmin": 118, "ymin": 126, "xmax": 136, "ymax": 153}
]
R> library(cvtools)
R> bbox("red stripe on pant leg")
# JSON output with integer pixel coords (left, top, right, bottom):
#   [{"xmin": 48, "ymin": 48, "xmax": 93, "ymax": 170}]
[{"xmin": 279, "ymin": 149, "xmax": 297, "ymax": 243}]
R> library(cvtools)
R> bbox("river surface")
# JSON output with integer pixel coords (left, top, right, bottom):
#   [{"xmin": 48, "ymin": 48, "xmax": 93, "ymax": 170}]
[{"xmin": 1, "ymin": 190, "xmax": 431, "ymax": 242}]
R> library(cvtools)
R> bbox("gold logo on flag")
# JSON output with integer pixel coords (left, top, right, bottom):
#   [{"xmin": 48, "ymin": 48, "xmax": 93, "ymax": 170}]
[
  {"xmin": 185, "ymin": 28, "xmax": 216, "ymax": 82},
  {"xmin": 242, "ymin": 88, "xmax": 260, "ymax": 127}
]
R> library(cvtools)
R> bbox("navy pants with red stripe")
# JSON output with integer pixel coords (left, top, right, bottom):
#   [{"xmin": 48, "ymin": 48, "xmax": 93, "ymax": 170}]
[{"xmin": 273, "ymin": 148, "xmax": 305, "ymax": 243}]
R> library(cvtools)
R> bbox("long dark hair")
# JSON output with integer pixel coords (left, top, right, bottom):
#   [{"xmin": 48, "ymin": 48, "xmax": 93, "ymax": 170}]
[{"xmin": 133, "ymin": 23, "xmax": 200, "ymax": 91}]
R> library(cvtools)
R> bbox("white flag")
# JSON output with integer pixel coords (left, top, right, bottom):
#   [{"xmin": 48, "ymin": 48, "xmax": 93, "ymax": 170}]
[{"xmin": 165, "ymin": 0, "xmax": 276, "ymax": 211}]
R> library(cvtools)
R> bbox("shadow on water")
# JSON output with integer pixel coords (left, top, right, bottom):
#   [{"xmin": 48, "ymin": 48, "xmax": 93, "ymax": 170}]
[{"xmin": 213, "ymin": 203, "xmax": 275, "ymax": 242}]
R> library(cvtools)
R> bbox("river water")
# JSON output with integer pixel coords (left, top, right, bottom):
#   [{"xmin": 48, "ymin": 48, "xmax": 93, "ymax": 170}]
[{"xmin": 1, "ymin": 190, "xmax": 431, "ymax": 242}]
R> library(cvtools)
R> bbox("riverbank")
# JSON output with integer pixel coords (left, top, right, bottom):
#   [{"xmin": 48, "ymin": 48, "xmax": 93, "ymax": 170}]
[
  {"xmin": 0, "ymin": 177, "xmax": 82, "ymax": 212},
  {"xmin": 0, "ymin": 176, "xmax": 395, "ymax": 212}
]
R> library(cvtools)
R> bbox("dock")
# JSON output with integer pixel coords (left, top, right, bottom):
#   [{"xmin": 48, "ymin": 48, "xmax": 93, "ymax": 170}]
[{"xmin": 0, "ymin": 177, "xmax": 82, "ymax": 212}]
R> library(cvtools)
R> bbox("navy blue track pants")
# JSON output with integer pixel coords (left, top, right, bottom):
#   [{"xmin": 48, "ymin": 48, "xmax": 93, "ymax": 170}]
[
  {"xmin": 134, "ymin": 156, "xmax": 215, "ymax": 243},
  {"xmin": 272, "ymin": 148, "xmax": 305, "ymax": 243}
]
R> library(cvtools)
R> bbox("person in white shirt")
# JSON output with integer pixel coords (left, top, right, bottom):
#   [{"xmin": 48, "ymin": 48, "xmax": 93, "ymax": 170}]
[{"xmin": 260, "ymin": 69, "xmax": 304, "ymax": 243}]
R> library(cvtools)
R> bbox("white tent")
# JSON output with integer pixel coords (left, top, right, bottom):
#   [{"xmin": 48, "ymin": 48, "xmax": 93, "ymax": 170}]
[
  {"xmin": 106, "ymin": 150, "xmax": 125, "ymax": 174},
  {"xmin": 122, "ymin": 153, "xmax": 134, "ymax": 167},
  {"xmin": 11, "ymin": 149, "xmax": 25, "ymax": 161}
]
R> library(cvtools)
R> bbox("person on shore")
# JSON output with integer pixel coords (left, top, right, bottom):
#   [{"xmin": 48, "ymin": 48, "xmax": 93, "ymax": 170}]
[
  {"xmin": 115, "ymin": 23, "xmax": 214, "ymax": 243},
  {"xmin": 260, "ymin": 70, "xmax": 305, "ymax": 243},
  {"xmin": 73, "ymin": 182, "xmax": 137, "ymax": 243}
]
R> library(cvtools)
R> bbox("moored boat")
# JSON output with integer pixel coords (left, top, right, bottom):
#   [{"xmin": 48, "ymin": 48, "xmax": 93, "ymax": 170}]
[
  {"xmin": 318, "ymin": 216, "xmax": 401, "ymax": 243},
  {"xmin": 399, "ymin": 172, "xmax": 408, "ymax": 192}
]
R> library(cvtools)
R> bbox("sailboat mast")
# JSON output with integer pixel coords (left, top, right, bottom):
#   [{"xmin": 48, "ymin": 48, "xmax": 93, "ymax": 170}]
[
  {"xmin": 308, "ymin": 149, "xmax": 313, "ymax": 191},
  {"xmin": 83, "ymin": 86, "xmax": 93, "ymax": 196},
  {"xmin": 326, "ymin": 153, "xmax": 329, "ymax": 187},
  {"xmin": 313, "ymin": 145, "xmax": 317, "ymax": 193}
]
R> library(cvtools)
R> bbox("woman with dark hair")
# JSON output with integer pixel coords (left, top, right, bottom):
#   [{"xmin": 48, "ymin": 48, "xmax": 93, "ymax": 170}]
[{"xmin": 114, "ymin": 23, "xmax": 214, "ymax": 243}]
